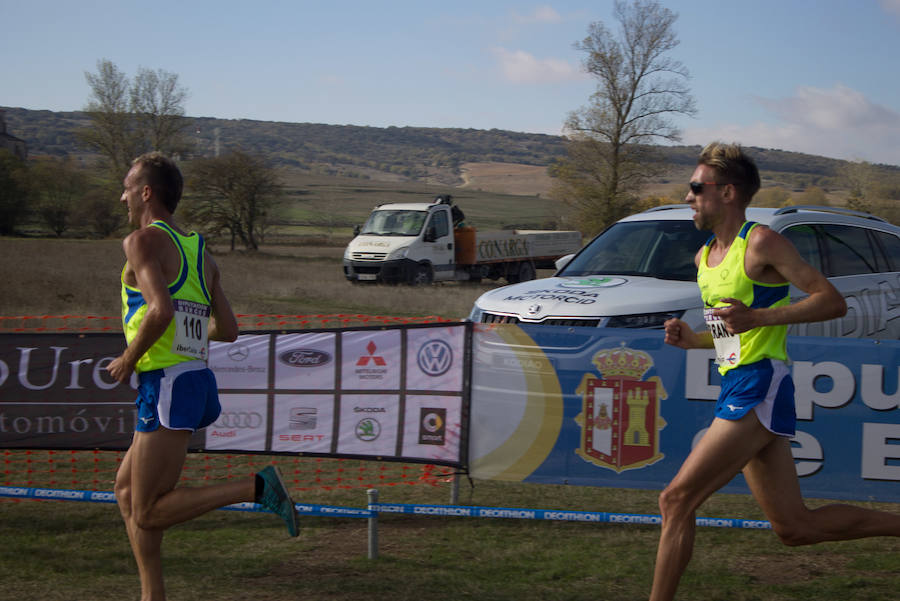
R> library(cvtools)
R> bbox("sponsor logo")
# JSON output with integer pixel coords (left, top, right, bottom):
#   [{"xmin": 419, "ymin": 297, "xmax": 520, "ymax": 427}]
[
  {"xmin": 527, "ymin": 304, "xmax": 542, "ymax": 316},
  {"xmin": 356, "ymin": 341, "xmax": 386, "ymax": 367},
  {"xmin": 574, "ymin": 343, "xmax": 667, "ymax": 473},
  {"xmin": 416, "ymin": 340, "xmax": 453, "ymax": 377},
  {"xmin": 354, "ymin": 407, "xmax": 386, "ymax": 413},
  {"xmin": 558, "ymin": 277, "xmax": 627, "ymax": 289},
  {"xmin": 213, "ymin": 411, "xmax": 264, "ymax": 429},
  {"xmin": 227, "ymin": 345, "xmax": 250, "ymax": 362},
  {"xmin": 419, "ymin": 408, "xmax": 446, "ymax": 446},
  {"xmin": 279, "ymin": 349, "xmax": 332, "ymax": 368},
  {"xmin": 289, "ymin": 407, "xmax": 317, "ymax": 430},
  {"xmin": 355, "ymin": 417, "xmax": 381, "ymax": 441}
]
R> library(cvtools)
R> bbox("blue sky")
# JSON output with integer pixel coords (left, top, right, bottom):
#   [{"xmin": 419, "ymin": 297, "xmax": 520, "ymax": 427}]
[{"xmin": 3, "ymin": 1, "xmax": 900, "ymax": 165}]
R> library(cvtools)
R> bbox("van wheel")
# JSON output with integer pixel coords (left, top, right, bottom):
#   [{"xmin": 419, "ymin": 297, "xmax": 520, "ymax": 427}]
[
  {"xmin": 409, "ymin": 264, "xmax": 433, "ymax": 285},
  {"xmin": 507, "ymin": 261, "xmax": 535, "ymax": 284}
]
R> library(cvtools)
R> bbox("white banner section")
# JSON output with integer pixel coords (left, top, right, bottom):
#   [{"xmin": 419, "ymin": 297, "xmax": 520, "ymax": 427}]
[{"xmin": 204, "ymin": 323, "xmax": 469, "ymax": 467}]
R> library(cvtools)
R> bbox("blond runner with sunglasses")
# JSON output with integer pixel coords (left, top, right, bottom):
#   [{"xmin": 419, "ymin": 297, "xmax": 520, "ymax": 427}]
[{"xmin": 651, "ymin": 142, "xmax": 900, "ymax": 601}]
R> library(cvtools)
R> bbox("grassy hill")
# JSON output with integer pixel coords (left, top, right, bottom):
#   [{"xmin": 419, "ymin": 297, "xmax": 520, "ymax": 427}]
[{"xmin": 4, "ymin": 106, "xmax": 900, "ymax": 230}]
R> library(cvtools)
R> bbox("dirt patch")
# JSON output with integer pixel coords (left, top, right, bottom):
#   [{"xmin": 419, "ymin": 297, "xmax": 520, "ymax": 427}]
[
  {"xmin": 458, "ymin": 162, "xmax": 553, "ymax": 197},
  {"xmin": 732, "ymin": 553, "xmax": 851, "ymax": 586}
]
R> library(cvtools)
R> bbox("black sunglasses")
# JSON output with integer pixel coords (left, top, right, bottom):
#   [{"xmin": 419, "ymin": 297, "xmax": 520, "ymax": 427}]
[{"xmin": 689, "ymin": 181, "xmax": 730, "ymax": 194}]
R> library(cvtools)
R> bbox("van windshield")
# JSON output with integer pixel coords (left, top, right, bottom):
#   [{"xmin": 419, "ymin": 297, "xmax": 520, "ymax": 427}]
[
  {"xmin": 360, "ymin": 210, "xmax": 428, "ymax": 236},
  {"xmin": 559, "ymin": 220, "xmax": 710, "ymax": 281}
]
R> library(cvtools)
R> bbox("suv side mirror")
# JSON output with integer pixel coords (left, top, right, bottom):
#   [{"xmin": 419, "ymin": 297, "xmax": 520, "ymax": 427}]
[
  {"xmin": 424, "ymin": 226, "xmax": 437, "ymax": 243},
  {"xmin": 353, "ymin": 225, "xmax": 361, "ymax": 237}
]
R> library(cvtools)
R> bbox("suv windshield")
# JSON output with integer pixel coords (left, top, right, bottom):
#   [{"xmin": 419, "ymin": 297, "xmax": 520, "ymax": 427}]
[
  {"xmin": 360, "ymin": 210, "xmax": 428, "ymax": 236},
  {"xmin": 559, "ymin": 220, "xmax": 710, "ymax": 281}
]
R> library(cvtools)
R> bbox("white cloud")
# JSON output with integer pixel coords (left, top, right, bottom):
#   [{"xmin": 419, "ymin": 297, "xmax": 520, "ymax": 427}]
[
  {"xmin": 511, "ymin": 5, "xmax": 563, "ymax": 24},
  {"xmin": 493, "ymin": 47, "xmax": 584, "ymax": 84},
  {"xmin": 683, "ymin": 84, "xmax": 900, "ymax": 166}
]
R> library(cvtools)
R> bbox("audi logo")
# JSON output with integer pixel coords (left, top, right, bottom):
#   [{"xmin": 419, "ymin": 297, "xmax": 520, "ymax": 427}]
[{"xmin": 212, "ymin": 411, "xmax": 264, "ymax": 429}]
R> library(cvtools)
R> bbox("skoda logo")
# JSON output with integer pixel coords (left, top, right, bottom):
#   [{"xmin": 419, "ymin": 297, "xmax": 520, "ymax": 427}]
[
  {"xmin": 213, "ymin": 411, "xmax": 263, "ymax": 429},
  {"xmin": 356, "ymin": 417, "xmax": 381, "ymax": 441},
  {"xmin": 279, "ymin": 348, "xmax": 331, "ymax": 367},
  {"xmin": 417, "ymin": 339, "xmax": 453, "ymax": 376},
  {"xmin": 227, "ymin": 345, "xmax": 250, "ymax": 362},
  {"xmin": 527, "ymin": 304, "xmax": 542, "ymax": 316}
]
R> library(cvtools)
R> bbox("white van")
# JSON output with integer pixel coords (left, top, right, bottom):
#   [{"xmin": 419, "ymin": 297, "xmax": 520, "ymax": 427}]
[{"xmin": 468, "ymin": 205, "xmax": 900, "ymax": 339}]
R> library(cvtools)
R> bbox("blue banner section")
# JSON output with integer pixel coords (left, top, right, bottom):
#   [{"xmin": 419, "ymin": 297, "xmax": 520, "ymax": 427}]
[{"xmin": 481, "ymin": 326, "xmax": 900, "ymax": 502}]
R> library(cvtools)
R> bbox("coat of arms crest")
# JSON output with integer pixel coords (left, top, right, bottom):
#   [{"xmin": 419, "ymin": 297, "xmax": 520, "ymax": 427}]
[{"xmin": 574, "ymin": 343, "xmax": 667, "ymax": 472}]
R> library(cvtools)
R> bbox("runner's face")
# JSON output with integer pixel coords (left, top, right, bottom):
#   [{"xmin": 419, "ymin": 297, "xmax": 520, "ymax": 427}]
[
  {"xmin": 686, "ymin": 165, "xmax": 725, "ymax": 231},
  {"xmin": 120, "ymin": 166, "xmax": 146, "ymax": 227}
]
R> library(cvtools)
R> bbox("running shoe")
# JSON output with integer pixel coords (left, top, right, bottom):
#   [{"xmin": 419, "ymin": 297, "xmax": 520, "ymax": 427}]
[{"xmin": 256, "ymin": 465, "xmax": 299, "ymax": 537}]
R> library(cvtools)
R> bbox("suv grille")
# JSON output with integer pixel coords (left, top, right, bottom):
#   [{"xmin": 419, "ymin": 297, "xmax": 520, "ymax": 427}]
[{"xmin": 481, "ymin": 313, "xmax": 601, "ymax": 328}]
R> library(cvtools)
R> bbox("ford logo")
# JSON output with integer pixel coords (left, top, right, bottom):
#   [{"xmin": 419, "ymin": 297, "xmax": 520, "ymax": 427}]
[{"xmin": 279, "ymin": 349, "xmax": 331, "ymax": 367}]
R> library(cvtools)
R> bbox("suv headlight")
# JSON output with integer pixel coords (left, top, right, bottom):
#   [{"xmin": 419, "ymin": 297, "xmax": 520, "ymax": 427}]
[{"xmin": 606, "ymin": 310, "xmax": 685, "ymax": 329}]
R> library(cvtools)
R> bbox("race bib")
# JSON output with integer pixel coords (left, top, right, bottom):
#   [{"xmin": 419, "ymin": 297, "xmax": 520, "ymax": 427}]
[
  {"xmin": 172, "ymin": 299, "xmax": 210, "ymax": 360},
  {"xmin": 704, "ymin": 307, "xmax": 740, "ymax": 367}
]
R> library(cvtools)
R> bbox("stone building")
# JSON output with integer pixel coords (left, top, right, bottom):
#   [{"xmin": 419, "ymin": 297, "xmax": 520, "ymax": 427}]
[{"xmin": 0, "ymin": 109, "xmax": 28, "ymax": 160}]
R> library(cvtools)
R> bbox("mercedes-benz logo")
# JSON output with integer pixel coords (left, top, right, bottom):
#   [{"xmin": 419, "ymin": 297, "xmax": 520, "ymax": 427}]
[{"xmin": 227, "ymin": 344, "xmax": 250, "ymax": 362}]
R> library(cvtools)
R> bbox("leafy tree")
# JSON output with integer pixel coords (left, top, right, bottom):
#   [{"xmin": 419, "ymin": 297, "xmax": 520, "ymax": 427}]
[
  {"xmin": 185, "ymin": 151, "xmax": 284, "ymax": 250},
  {"xmin": 839, "ymin": 160, "xmax": 875, "ymax": 213},
  {"xmin": 552, "ymin": 0, "xmax": 696, "ymax": 235},
  {"xmin": 81, "ymin": 185, "xmax": 126, "ymax": 238},
  {"xmin": 80, "ymin": 59, "xmax": 190, "ymax": 179},
  {"xmin": 0, "ymin": 149, "xmax": 31, "ymax": 235},
  {"xmin": 29, "ymin": 156, "xmax": 89, "ymax": 236}
]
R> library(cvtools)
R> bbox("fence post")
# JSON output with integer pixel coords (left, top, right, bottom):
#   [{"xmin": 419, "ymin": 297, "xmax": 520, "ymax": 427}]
[
  {"xmin": 367, "ymin": 488, "xmax": 379, "ymax": 560},
  {"xmin": 449, "ymin": 473, "xmax": 460, "ymax": 505}
]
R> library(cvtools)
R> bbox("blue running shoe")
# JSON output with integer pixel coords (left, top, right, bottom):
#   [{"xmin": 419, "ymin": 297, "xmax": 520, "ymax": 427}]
[{"xmin": 256, "ymin": 465, "xmax": 299, "ymax": 537}]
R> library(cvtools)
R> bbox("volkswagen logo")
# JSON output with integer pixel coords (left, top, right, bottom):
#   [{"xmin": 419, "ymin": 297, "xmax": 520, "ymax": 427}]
[
  {"xmin": 417, "ymin": 339, "xmax": 453, "ymax": 376},
  {"xmin": 227, "ymin": 344, "xmax": 250, "ymax": 362},
  {"xmin": 212, "ymin": 411, "xmax": 264, "ymax": 429}
]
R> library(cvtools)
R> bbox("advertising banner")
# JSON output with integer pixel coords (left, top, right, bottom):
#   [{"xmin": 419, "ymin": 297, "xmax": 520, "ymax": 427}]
[
  {"xmin": 469, "ymin": 324, "xmax": 900, "ymax": 502},
  {"xmin": 0, "ymin": 323, "xmax": 471, "ymax": 467}
]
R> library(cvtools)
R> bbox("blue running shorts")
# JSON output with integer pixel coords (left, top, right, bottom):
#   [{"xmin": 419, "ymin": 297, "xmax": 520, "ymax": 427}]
[
  {"xmin": 135, "ymin": 360, "xmax": 221, "ymax": 433},
  {"xmin": 715, "ymin": 359, "xmax": 796, "ymax": 437}
]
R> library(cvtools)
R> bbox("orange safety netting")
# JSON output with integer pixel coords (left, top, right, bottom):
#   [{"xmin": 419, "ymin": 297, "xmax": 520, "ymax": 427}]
[
  {"xmin": 0, "ymin": 313, "xmax": 455, "ymax": 333},
  {"xmin": 1, "ymin": 449, "xmax": 455, "ymax": 498}
]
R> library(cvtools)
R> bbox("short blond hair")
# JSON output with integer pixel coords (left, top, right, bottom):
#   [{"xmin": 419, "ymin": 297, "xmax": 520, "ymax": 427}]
[{"xmin": 698, "ymin": 142, "xmax": 760, "ymax": 206}]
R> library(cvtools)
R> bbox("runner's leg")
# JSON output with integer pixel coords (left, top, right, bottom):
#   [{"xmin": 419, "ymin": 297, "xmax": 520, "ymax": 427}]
[
  {"xmin": 650, "ymin": 414, "xmax": 776, "ymax": 601},
  {"xmin": 743, "ymin": 436, "xmax": 900, "ymax": 545}
]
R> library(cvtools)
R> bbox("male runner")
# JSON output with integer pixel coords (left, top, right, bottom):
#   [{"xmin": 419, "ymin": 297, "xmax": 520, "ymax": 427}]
[
  {"xmin": 652, "ymin": 142, "xmax": 900, "ymax": 601},
  {"xmin": 107, "ymin": 152, "xmax": 299, "ymax": 601}
]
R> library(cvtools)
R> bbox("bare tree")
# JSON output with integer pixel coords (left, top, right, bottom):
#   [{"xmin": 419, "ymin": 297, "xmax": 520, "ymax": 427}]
[
  {"xmin": 131, "ymin": 67, "xmax": 190, "ymax": 156},
  {"xmin": 552, "ymin": 0, "xmax": 696, "ymax": 234},
  {"xmin": 81, "ymin": 60, "xmax": 140, "ymax": 177},
  {"xmin": 185, "ymin": 151, "xmax": 283, "ymax": 251},
  {"xmin": 80, "ymin": 59, "xmax": 191, "ymax": 179}
]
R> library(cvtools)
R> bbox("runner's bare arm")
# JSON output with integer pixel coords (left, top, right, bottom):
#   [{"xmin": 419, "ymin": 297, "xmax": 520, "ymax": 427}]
[
  {"xmin": 205, "ymin": 253, "xmax": 238, "ymax": 342},
  {"xmin": 715, "ymin": 227, "xmax": 847, "ymax": 334},
  {"xmin": 107, "ymin": 229, "xmax": 175, "ymax": 382}
]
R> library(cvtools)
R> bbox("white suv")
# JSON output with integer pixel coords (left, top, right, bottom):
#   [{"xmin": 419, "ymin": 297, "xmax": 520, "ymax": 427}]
[{"xmin": 468, "ymin": 205, "xmax": 900, "ymax": 339}]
